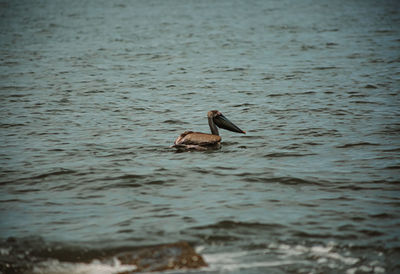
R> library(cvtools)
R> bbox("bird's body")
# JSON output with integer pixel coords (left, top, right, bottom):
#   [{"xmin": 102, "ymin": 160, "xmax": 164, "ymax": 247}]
[
  {"xmin": 171, "ymin": 110, "xmax": 245, "ymax": 151},
  {"xmin": 172, "ymin": 131, "xmax": 221, "ymax": 150}
]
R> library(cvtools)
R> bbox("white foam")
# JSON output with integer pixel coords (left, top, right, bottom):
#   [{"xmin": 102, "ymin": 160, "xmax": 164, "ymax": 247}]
[
  {"xmin": 195, "ymin": 245, "xmax": 205, "ymax": 254},
  {"xmin": 374, "ymin": 266, "xmax": 386, "ymax": 273},
  {"xmin": 209, "ymin": 260, "xmax": 306, "ymax": 272},
  {"xmin": 346, "ymin": 265, "xmax": 386, "ymax": 274},
  {"xmin": 32, "ymin": 258, "xmax": 137, "ymax": 274},
  {"xmin": 202, "ymin": 242, "xmax": 365, "ymax": 272},
  {"xmin": 203, "ymin": 250, "xmax": 307, "ymax": 272},
  {"xmin": 203, "ymin": 251, "xmax": 249, "ymax": 264},
  {"xmin": 0, "ymin": 247, "xmax": 11, "ymax": 256},
  {"xmin": 309, "ymin": 244, "xmax": 359, "ymax": 265}
]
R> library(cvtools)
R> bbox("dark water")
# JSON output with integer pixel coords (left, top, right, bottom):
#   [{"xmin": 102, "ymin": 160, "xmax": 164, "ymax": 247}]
[{"xmin": 1, "ymin": 0, "xmax": 400, "ymax": 273}]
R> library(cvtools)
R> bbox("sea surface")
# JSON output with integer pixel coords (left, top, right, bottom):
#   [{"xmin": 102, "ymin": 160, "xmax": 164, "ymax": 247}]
[{"xmin": 1, "ymin": 0, "xmax": 400, "ymax": 273}]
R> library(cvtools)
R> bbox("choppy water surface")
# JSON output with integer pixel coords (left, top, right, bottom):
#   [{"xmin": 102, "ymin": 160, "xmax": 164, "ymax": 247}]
[{"xmin": 1, "ymin": 0, "xmax": 400, "ymax": 273}]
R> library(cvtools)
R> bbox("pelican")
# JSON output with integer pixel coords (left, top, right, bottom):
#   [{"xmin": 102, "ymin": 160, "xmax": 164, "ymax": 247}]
[{"xmin": 171, "ymin": 110, "xmax": 246, "ymax": 151}]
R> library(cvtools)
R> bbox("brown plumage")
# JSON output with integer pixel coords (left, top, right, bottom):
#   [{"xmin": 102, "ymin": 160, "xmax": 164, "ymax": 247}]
[{"xmin": 171, "ymin": 110, "xmax": 245, "ymax": 151}]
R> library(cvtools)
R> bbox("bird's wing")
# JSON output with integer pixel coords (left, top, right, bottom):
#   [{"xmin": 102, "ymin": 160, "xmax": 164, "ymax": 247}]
[{"xmin": 174, "ymin": 131, "xmax": 221, "ymax": 146}]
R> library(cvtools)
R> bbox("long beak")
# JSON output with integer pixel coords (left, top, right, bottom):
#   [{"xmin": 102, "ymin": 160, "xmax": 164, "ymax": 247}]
[{"xmin": 214, "ymin": 114, "xmax": 246, "ymax": 134}]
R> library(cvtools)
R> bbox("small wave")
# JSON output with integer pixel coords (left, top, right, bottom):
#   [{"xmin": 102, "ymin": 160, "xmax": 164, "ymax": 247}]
[
  {"xmin": 374, "ymin": 29, "xmax": 395, "ymax": 34},
  {"xmin": 364, "ymin": 84, "xmax": 378, "ymax": 89},
  {"xmin": 47, "ymin": 148, "xmax": 65, "ymax": 152},
  {"xmin": 359, "ymin": 229, "xmax": 385, "ymax": 237},
  {"xmin": 102, "ymin": 174, "xmax": 147, "ymax": 181},
  {"xmin": 192, "ymin": 220, "xmax": 286, "ymax": 230},
  {"xmin": 369, "ymin": 213, "xmax": 394, "ymax": 219},
  {"xmin": 189, "ymin": 167, "xmax": 210, "ymax": 174},
  {"xmin": 99, "ymin": 182, "xmax": 143, "ymax": 190},
  {"xmin": 83, "ymin": 90, "xmax": 105, "ymax": 94},
  {"xmin": 0, "ymin": 123, "xmax": 27, "ymax": 128},
  {"xmin": 384, "ymin": 165, "xmax": 400, "ymax": 170},
  {"xmin": 263, "ymin": 152, "xmax": 316, "ymax": 158},
  {"xmin": 292, "ymin": 231, "xmax": 358, "ymax": 240},
  {"xmin": 267, "ymin": 91, "xmax": 316, "ymax": 97},
  {"xmin": 312, "ymin": 66, "xmax": 338, "ymax": 70},
  {"xmin": 296, "ymin": 128, "xmax": 341, "ymax": 137},
  {"xmin": 214, "ymin": 166, "xmax": 236, "ymax": 170},
  {"xmin": 303, "ymin": 142, "xmax": 322, "ymax": 146},
  {"xmin": 235, "ymin": 174, "xmax": 322, "ymax": 186},
  {"xmin": 163, "ymin": 119, "xmax": 187, "ymax": 124},
  {"xmin": 149, "ymin": 54, "xmax": 172, "ymax": 60},
  {"xmin": 261, "ymin": 74, "xmax": 275, "ymax": 80},
  {"xmin": 0, "ymin": 85, "xmax": 29, "ymax": 91},
  {"xmin": 231, "ymin": 103, "xmax": 257, "ymax": 107},
  {"xmin": 326, "ymin": 42, "xmax": 338, "ymax": 46},
  {"xmin": 224, "ymin": 67, "xmax": 247, "ymax": 72},
  {"xmin": 388, "ymin": 57, "xmax": 400, "ymax": 64},
  {"xmin": 147, "ymin": 180, "xmax": 167, "ymax": 185},
  {"xmin": 236, "ymin": 135, "xmax": 259, "ymax": 139},
  {"xmin": 348, "ymin": 93, "xmax": 367, "ymax": 98},
  {"xmin": 381, "ymin": 147, "xmax": 400, "ymax": 152},
  {"xmin": 351, "ymin": 100, "xmax": 382, "ymax": 105},
  {"xmin": 336, "ymin": 142, "xmax": 379, "ymax": 148},
  {"xmin": 25, "ymin": 169, "xmax": 76, "ymax": 181},
  {"xmin": 267, "ymin": 93, "xmax": 289, "ymax": 97}
]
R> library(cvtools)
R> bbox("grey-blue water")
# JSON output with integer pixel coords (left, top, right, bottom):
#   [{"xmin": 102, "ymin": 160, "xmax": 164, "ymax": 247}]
[{"xmin": 1, "ymin": 0, "xmax": 400, "ymax": 273}]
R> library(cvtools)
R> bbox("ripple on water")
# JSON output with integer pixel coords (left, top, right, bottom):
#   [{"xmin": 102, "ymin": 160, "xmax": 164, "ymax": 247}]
[{"xmin": 1, "ymin": 0, "xmax": 400, "ymax": 272}]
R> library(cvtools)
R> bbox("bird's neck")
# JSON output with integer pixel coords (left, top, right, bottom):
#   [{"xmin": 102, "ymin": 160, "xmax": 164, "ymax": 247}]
[{"xmin": 208, "ymin": 117, "xmax": 219, "ymax": 135}]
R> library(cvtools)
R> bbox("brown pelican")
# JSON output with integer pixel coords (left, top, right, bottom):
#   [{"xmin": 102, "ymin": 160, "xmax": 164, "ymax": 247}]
[{"xmin": 171, "ymin": 110, "xmax": 246, "ymax": 150}]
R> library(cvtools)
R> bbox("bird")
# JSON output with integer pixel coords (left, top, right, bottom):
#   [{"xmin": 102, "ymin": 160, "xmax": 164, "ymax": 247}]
[{"xmin": 171, "ymin": 110, "xmax": 246, "ymax": 151}]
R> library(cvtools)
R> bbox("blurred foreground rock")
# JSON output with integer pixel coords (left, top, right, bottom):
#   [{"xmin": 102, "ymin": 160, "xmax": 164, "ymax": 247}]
[
  {"xmin": 0, "ymin": 237, "xmax": 207, "ymax": 273},
  {"xmin": 116, "ymin": 241, "xmax": 207, "ymax": 273}
]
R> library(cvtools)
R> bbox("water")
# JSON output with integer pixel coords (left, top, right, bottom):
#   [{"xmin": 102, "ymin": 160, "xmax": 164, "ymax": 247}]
[{"xmin": 1, "ymin": 0, "xmax": 400, "ymax": 273}]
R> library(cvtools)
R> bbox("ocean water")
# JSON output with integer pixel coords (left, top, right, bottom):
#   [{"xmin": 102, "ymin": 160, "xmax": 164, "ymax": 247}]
[{"xmin": 1, "ymin": 0, "xmax": 400, "ymax": 273}]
